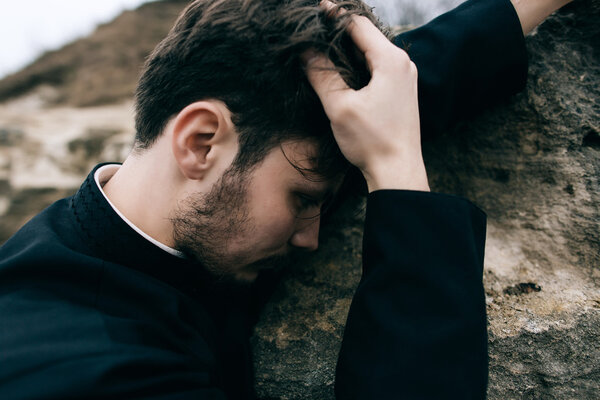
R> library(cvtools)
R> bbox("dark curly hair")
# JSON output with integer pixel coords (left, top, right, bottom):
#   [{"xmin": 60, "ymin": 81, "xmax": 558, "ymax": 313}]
[{"xmin": 134, "ymin": 0, "xmax": 389, "ymax": 180}]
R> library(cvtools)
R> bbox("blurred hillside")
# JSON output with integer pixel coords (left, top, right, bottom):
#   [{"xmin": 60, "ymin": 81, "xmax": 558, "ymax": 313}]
[
  {"xmin": 0, "ymin": 0, "xmax": 191, "ymax": 243},
  {"xmin": 0, "ymin": 0, "xmax": 188, "ymax": 107}
]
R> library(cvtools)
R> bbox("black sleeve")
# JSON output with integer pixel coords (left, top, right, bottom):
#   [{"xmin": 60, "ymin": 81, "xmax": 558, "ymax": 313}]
[
  {"xmin": 335, "ymin": 191, "xmax": 488, "ymax": 399},
  {"xmin": 395, "ymin": 0, "xmax": 528, "ymax": 139}
]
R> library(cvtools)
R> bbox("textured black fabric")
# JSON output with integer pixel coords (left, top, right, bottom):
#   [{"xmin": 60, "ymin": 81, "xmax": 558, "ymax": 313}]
[
  {"xmin": 0, "ymin": 164, "xmax": 255, "ymax": 399},
  {"xmin": 0, "ymin": 171, "xmax": 487, "ymax": 399},
  {"xmin": 335, "ymin": 191, "xmax": 488, "ymax": 399},
  {"xmin": 397, "ymin": 0, "xmax": 528, "ymax": 140}
]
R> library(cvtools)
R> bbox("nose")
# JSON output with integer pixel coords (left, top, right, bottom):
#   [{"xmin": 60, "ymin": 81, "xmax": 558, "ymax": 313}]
[{"xmin": 289, "ymin": 216, "xmax": 320, "ymax": 251}]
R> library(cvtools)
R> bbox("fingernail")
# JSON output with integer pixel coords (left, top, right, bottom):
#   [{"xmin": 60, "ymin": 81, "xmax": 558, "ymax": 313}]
[
  {"xmin": 319, "ymin": 0, "xmax": 346, "ymax": 16},
  {"xmin": 320, "ymin": 0, "xmax": 336, "ymax": 12}
]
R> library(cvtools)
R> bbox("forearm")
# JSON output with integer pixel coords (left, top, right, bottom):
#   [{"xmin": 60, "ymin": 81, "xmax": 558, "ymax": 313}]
[
  {"xmin": 335, "ymin": 191, "xmax": 488, "ymax": 399},
  {"xmin": 511, "ymin": 0, "xmax": 574, "ymax": 35}
]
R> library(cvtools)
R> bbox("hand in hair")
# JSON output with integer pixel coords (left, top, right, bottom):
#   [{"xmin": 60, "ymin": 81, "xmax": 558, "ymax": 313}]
[{"xmin": 304, "ymin": 8, "xmax": 429, "ymax": 193}]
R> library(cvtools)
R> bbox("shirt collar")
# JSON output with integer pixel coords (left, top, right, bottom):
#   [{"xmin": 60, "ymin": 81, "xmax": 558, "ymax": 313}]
[{"xmin": 93, "ymin": 164, "xmax": 186, "ymax": 259}]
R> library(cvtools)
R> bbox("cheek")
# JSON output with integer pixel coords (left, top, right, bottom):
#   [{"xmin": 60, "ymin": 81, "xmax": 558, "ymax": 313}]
[{"xmin": 252, "ymin": 198, "xmax": 296, "ymax": 247}]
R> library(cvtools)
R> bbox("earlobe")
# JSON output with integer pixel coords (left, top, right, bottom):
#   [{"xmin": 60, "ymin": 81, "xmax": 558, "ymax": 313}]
[{"xmin": 171, "ymin": 101, "xmax": 235, "ymax": 180}]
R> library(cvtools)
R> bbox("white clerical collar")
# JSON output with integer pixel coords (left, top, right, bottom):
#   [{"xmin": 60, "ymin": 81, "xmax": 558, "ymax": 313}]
[{"xmin": 94, "ymin": 164, "xmax": 186, "ymax": 259}]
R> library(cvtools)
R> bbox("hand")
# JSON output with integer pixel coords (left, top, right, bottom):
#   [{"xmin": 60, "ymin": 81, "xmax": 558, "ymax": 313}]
[{"xmin": 304, "ymin": 10, "xmax": 429, "ymax": 192}]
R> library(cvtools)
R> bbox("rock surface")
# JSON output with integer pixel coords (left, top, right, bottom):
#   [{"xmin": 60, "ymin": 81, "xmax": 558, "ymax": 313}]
[
  {"xmin": 0, "ymin": 0, "xmax": 598, "ymax": 399},
  {"xmin": 252, "ymin": 1, "xmax": 600, "ymax": 399},
  {"xmin": 0, "ymin": 91, "xmax": 135, "ymax": 241}
]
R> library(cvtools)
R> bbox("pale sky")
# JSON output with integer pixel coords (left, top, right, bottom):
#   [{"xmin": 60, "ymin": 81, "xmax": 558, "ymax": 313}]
[
  {"xmin": 0, "ymin": 0, "xmax": 153, "ymax": 79},
  {"xmin": 0, "ymin": 0, "xmax": 461, "ymax": 80}
]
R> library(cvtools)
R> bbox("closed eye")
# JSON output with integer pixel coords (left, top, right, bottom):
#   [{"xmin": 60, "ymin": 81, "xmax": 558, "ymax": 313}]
[
  {"xmin": 297, "ymin": 193, "xmax": 320, "ymax": 209},
  {"xmin": 294, "ymin": 193, "xmax": 323, "ymax": 219},
  {"xmin": 295, "ymin": 191, "xmax": 337, "ymax": 220}
]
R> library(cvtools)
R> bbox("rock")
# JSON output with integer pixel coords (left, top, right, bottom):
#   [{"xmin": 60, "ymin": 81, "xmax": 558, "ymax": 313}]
[
  {"xmin": 0, "ymin": 96, "xmax": 135, "ymax": 242},
  {"xmin": 0, "ymin": 127, "xmax": 24, "ymax": 146},
  {"xmin": 67, "ymin": 128, "xmax": 124, "ymax": 174},
  {"xmin": 252, "ymin": 204, "xmax": 365, "ymax": 399},
  {"xmin": 251, "ymin": 1, "xmax": 600, "ymax": 398}
]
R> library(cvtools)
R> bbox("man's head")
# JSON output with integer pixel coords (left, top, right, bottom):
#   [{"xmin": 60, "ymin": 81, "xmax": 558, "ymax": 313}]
[
  {"xmin": 134, "ymin": 0, "xmax": 385, "ymax": 174},
  {"xmin": 128, "ymin": 0, "xmax": 387, "ymax": 282}
]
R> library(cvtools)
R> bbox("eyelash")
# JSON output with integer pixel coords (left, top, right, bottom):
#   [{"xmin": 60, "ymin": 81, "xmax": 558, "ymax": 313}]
[{"xmin": 296, "ymin": 193, "xmax": 320, "ymax": 211}]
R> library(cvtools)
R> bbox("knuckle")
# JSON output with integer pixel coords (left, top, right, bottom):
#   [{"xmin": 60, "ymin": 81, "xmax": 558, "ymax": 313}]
[
  {"xmin": 386, "ymin": 48, "xmax": 412, "ymax": 72},
  {"xmin": 329, "ymin": 97, "xmax": 357, "ymax": 122},
  {"xmin": 410, "ymin": 61, "xmax": 418, "ymax": 76},
  {"xmin": 395, "ymin": 48, "xmax": 411, "ymax": 62}
]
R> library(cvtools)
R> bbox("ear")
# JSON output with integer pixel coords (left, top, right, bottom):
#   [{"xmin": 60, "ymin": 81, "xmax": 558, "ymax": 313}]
[{"xmin": 171, "ymin": 101, "xmax": 236, "ymax": 180}]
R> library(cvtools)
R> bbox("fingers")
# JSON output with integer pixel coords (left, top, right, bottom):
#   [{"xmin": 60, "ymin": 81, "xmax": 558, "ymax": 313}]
[
  {"xmin": 304, "ymin": 1, "xmax": 413, "ymax": 112},
  {"xmin": 319, "ymin": 0, "xmax": 338, "ymax": 15},
  {"xmin": 345, "ymin": 15, "xmax": 391, "ymax": 59},
  {"xmin": 319, "ymin": 1, "xmax": 392, "ymax": 58},
  {"xmin": 303, "ymin": 50, "xmax": 350, "ymax": 113},
  {"xmin": 320, "ymin": 2, "xmax": 402, "ymax": 74}
]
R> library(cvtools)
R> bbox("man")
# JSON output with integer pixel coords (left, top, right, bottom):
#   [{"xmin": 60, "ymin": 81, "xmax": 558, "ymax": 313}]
[{"xmin": 0, "ymin": 0, "xmax": 571, "ymax": 398}]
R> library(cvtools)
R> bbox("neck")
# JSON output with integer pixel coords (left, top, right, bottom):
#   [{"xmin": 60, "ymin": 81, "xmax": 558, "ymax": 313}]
[{"xmin": 103, "ymin": 141, "xmax": 183, "ymax": 248}]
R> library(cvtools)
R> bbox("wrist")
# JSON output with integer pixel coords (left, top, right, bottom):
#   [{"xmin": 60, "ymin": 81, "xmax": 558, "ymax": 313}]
[{"xmin": 363, "ymin": 157, "xmax": 430, "ymax": 193}]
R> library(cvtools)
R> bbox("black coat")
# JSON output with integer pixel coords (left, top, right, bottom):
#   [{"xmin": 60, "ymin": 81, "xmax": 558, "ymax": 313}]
[{"xmin": 0, "ymin": 0, "xmax": 526, "ymax": 398}]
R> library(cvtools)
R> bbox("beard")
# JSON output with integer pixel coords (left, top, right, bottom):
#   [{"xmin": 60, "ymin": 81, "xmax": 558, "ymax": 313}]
[{"xmin": 171, "ymin": 166, "xmax": 290, "ymax": 283}]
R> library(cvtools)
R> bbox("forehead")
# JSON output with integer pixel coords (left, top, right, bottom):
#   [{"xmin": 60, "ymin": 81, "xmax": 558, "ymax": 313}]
[{"xmin": 255, "ymin": 139, "xmax": 339, "ymax": 193}]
